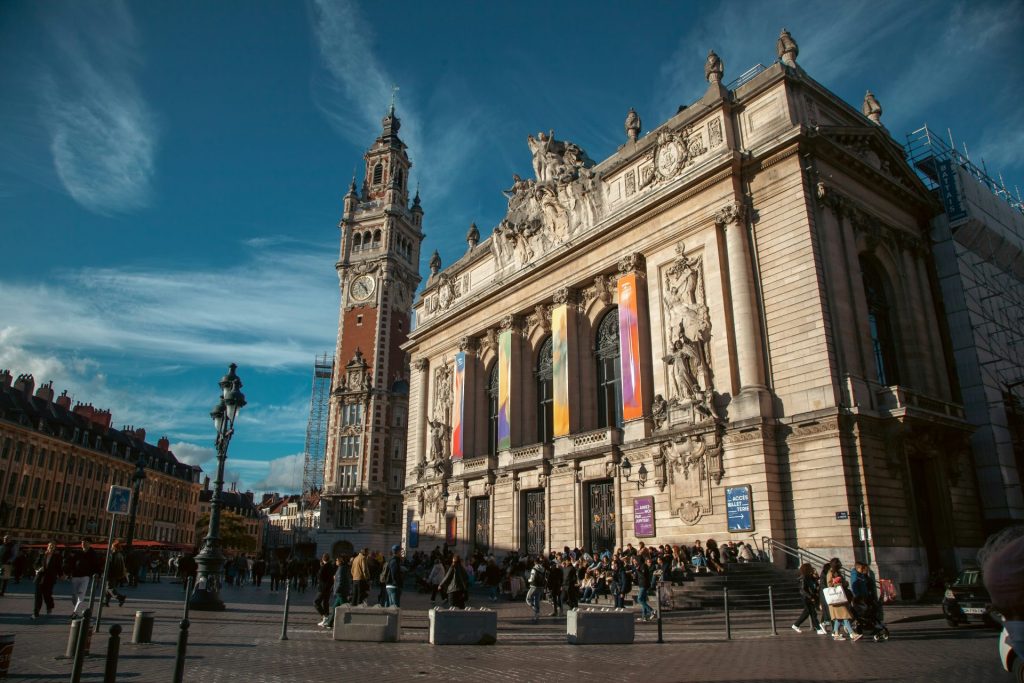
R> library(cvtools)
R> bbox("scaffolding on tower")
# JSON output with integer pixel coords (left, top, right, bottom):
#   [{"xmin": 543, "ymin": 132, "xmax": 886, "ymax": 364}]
[{"xmin": 294, "ymin": 353, "xmax": 334, "ymax": 551}]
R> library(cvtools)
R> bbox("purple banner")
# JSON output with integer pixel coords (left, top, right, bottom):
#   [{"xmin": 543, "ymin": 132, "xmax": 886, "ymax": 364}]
[{"xmin": 634, "ymin": 496, "xmax": 656, "ymax": 538}]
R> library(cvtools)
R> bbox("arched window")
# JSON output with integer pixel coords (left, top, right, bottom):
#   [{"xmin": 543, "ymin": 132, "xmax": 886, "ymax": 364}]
[
  {"xmin": 536, "ymin": 337, "xmax": 554, "ymax": 443},
  {"xmin": 487, "ymin": 364, "xmax": 500, "ymax": 456},
  {"xmin": 363, "ymin": 231, "xmax": 371, "ymax": 245},
  {"xmin": 352, "ymin": 233, "xmax": 362, "ymax": 251},
  {"xmin": 861, "ymin": 257, "xmax": 900, "ymax": 386},
  {"xmin": 596, "ymin": 308, "xmax": 622, "ymax": 429},
  {"xmin": 372, "ymin": 163, "xmax": 383, "ymax": 185},
  {"xmin": 372, "ymin": 229, "xmax": 382, "ymax": 247}
]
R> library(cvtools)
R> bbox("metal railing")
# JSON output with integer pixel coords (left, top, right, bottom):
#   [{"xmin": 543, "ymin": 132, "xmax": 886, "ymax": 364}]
[{"xmin": 761, "ymin": 536, "xmax": 851, "ymax": 581}]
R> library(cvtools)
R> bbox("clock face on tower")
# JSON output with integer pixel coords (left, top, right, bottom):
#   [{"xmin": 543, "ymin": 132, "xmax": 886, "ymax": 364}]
[{"xmin": 350, "ymin": 274, "xmax": 376, "ymax": 302}]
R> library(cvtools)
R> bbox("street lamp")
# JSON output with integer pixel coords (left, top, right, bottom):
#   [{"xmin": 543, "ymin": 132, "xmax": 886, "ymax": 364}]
[
  {"xmin": 190, "ymin": 363, "xmax": 247, "ymax": 611},
  {"xmin": 619, "ymin": 457, "xmax": 648, "ymax": 490},
  {"xmin": 124, "ymin": 450, "xmax": 147, "ymax": 550}
]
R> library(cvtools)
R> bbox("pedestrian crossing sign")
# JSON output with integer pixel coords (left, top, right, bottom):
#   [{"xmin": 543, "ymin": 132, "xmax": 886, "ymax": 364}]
[{"xmin": 107, "ymin": 485, "xmax": 132, "ymax": 515}]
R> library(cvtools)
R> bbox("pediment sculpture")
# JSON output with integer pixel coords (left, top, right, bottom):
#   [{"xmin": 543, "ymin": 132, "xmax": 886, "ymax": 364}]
[
  {"xmin": 657, "ymin": 431, "xmax": 723, "ymax": 525},
  {"xmin": 490, "ymin": 131, "xmax": 604, "ymax": 270}
]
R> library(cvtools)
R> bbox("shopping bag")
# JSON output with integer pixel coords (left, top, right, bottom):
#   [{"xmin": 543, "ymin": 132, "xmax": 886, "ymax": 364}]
[{"xmin": 824, "ymin": 585, "xmax": 848, "ymax": 606}]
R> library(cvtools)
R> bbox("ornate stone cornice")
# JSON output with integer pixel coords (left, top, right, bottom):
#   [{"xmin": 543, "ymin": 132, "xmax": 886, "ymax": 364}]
[
  {"xmin": 457, "ymin": 336, "xmax": 479, "ymax": 354},
  {"xmin": 413, "ymin": 358, "xmax": 429, "ymax": 373},
  {"xmin": 552, "ymin": 286, "xmax": 577, "ymax": 306},
  {"xmin": 581, "ymin": 274, "xmax": 613, "ymax": 308},
  {"xmin": 499, "ymin": 314, "xmax": 524, "ymax": 335},
  {"xmin": 526, "ymin": 304, "xmax": 551, "ymax": 333}
]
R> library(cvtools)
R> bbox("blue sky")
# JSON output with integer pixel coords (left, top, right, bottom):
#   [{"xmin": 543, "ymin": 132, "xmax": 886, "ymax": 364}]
[{"xmin": 1, "ymin": 0, "xmax": 1021, "ymax": 494}]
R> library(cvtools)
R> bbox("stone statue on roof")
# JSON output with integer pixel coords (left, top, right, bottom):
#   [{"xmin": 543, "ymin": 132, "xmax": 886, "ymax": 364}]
[
  {"xmin": 704, "ymin": 50, "xmax": 723, "ymax": 84},
  {"xmin": 776, "ymin": 28, "xmax": 799, "ymax": 67}
]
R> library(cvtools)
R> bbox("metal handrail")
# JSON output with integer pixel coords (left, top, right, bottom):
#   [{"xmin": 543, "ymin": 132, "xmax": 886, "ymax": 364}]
[{"xmin": 761, "ymin": 536, "xmax": 851, "ymax": 580}]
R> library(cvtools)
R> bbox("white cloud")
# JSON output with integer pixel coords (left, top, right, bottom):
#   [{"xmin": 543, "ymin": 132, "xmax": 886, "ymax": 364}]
[
  {"xmin": 36, "ymin": 2, "xmax": 159, "ymax": 214},
  {"xmin": 308, "ymin": 0, "xmax": 488, "ymax": 204},
  {"xmin": 245, "ymin": 452, "xmax": 305, "ymax": 494},
  {"xmin": 0, "ymin": 242, "xmax": 338, "ymax": 371}
]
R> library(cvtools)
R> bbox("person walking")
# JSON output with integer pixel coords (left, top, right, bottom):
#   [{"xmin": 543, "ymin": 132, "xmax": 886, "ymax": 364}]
[
  {"xmin": 818, "ymin": 560, "xmax": 833, "ymax": 631},
  {"xmin": 0, "ymin": 534, "xmax": 15, "ymax": 596},
  {"xmin": 268, "ymin": 556, "xmax": 281, "ymax": 592},
  {"xmin": 791, "ymin": 562, "xmax": 826, "ymax": 634},
  {"xmin": 103, "ymin": 541, "xmax": 127, "ymax": 607},
  {"xmin": 32, "ymin": 542, "xmax": 63, "ymax": 618},
  {"xmin": 825, "ymin": 558, "xmax": 861, "ymax": 641},
  {"xmin": 384, "ymin": 545, "xmax": 403, "ymax": 608},
  {"xmin": 546, "ymin": 557, "xmax": 563, "ymax": 616},
  {"xmin": 253, "ymin": 557, "xmax": 266, "ymax": 588},
  {"xmin": 178, "ymin": 552, "xmax": 198, "ymax": 595},
  {"xmin": 484, "ymin": 558, "xmax": 502, "ymax": 602},
  {"xmin": 315, "ymin": 554, "xmax": 335, "ymax": 627},
  {"xmin": 322, "ymin": 556, "xmax": 351, "ymax": 629},
  {"xmin": 636, "ymin": 555, "xmax": 655, "ymax": 622},
  {"xmin": 350, "ymin": 548, "xmax": 370, "ymax": 606},
  {"xmin": 561, "ymin": 557, "xmax": 579, "ymax": 611},
  {"xmin": 525, "ymin": 557, "xmax": 546, "ymax": 623},
  {"xmin": 427, "ymin": 557, "xmax": 446, "ymax": 605},
  {"xmin": 438, "ymin": 555, "xmax": 469, "ymax": 609},
  {"xmin": 67, "ymin": 540, "xmax": 100, "ymax": 617},
  {"xmin": 611, "ymin": 559, "xmax": 630, "ymax": 609}
]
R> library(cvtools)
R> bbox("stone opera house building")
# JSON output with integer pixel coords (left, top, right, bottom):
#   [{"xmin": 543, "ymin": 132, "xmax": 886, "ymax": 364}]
[{"xmin": 400, "ymin": 33, "xmax": 986, "ymax": 594}]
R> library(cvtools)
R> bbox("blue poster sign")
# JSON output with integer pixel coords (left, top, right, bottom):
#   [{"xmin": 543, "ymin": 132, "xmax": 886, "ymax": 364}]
[
  {"xmin": 106, "ymin": 485, "xmax": 132, "ymax": 515},
  {"xmin": 725, "ymin": 485, "xmax": 753, "ymax": 533},
  {"xmin": 935, "ymin": 158, "xmax": 968, "ymax": 222},
  {"xmin": 409, "ymin": 520, "xmax": 419, "ymax": 548}
]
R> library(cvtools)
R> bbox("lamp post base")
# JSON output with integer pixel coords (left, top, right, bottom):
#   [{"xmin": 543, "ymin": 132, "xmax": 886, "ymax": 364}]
[{"xmin": 188, "ymin": 588, "xmax": 226, "ymax": 612}]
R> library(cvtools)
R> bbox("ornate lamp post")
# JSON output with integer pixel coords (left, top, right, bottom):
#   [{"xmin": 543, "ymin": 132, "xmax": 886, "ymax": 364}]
[{"xmin": 190, "ymin": 363, "xmax": 247, "ymax": 611}]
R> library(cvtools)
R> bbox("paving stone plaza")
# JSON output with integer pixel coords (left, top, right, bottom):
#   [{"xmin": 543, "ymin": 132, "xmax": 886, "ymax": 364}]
[{"xmin": 0, "ymin": 579, "xmax": 1006, "ymax": 682}]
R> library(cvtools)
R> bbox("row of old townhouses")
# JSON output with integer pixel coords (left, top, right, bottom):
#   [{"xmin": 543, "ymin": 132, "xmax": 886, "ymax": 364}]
[{"xmin": 390, "ymin": 32, "xmax": 1023, "ymax": 597}]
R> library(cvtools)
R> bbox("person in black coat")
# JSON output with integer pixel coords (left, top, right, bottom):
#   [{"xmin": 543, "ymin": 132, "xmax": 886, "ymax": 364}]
[
  {"xmin": 437, "ymin": 555, "xmax": 469, "ymax": 609},
  {"xmin": 314, "ymin": 554, "xmax": 335, "ymax": 626},
  {"xmin": 32, "ymin": 542, "xmax": 63, "ymax": 618},
  {"xmin": 546, "ymin": 558, "xmax": 564, "ymax": 616},
  {"xmin": 791, "ymin": 562, "xmax": 825, "ymax": 634},
  {"xmin": 561, "ymin": 558, "xmax": 579, "ymax": 610}
]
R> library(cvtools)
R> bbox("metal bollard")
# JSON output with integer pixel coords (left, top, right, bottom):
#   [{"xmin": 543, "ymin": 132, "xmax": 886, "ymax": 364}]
[
  {"xmin": 280, "ymin": 582, "xmax": 291, "ymax": 641},
  {"xmin": 768, "ymin": 585, "xmax": 777, "ymax": 635},
  {"xmin": 723, "ymin": 587, "xmax": 731, "ymax": 640},
  {"xmin": 103, "ymin": 624, "xmax": 121, "ymax": 683},
  {"xmin": 172, "ymin": 619, "xmax": 190, "ymax": 683},
  {"xmin": 131, "ymin": 611, "xmax": 155, "ymax": 644},
  {"xmin": 70, "ymin": 608, "xmax": 92, "ymax": 683},
  {"xmin": 656, "ymin": 580, "xmax": 664, "ymax": 644}
]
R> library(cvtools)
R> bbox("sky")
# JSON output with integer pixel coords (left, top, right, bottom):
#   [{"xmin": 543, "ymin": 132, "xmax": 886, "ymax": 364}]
[{"xmin": 1, "ymin": 0, "xmax": 1022, "ymax": 495}]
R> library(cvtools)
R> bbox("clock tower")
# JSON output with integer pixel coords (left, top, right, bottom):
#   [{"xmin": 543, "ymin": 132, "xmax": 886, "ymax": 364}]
[{"xmin": 319, "ymin": 105, "xmax": 424, "ymax": 555}]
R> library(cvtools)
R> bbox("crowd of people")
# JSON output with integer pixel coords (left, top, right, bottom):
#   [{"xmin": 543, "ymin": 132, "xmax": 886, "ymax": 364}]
[{"xmin": 791, "ymin": 557, "xmax": 888, "ymax": 642}]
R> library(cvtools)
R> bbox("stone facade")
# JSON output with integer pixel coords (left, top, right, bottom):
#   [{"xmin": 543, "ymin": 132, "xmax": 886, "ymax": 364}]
[{"xmin": 400, "ymin": 43, "xmax": 986, "ymax": 594}]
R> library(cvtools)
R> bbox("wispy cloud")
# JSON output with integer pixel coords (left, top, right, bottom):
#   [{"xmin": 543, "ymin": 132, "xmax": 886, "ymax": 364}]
[
  {"xmin": 36, "ymin": 2, "xmax": 158, "ymax": 214},
  {"xmin": 308, "ymin": 0, "xmax": 488, "ymax": 205},
  {"xmin": 0, "ymin": 242, "xmax": 338, "ymax": 370},
  {"xmin": 246, "ymin": 452, "xmax": 305, "ymax": 494}
]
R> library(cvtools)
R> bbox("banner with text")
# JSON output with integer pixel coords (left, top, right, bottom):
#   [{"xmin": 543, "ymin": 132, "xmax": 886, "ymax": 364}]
[
  {"xmin": 451, "ymin": 352, "xmax": 466, "ymax": 459},
  {"xmin": 618, "ymin": 273, "xmax": 644, "ymax": 422}
]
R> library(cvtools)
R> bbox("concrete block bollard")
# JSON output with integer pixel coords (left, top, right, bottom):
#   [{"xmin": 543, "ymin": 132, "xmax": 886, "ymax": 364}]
[
  {"xmin": 566, "ymin": 608, "xmax": 635, "ymax": 644},
  {"xmin": 331, "ymin": 606, "xmax": 401, "ymax": 642},
  {"xmin": 131, "ymin": 611, "xmax": 155, "ymax": 644},
  {"xmin": 428, "ymin": 607, "xmax": 497, "ymax": 645}
]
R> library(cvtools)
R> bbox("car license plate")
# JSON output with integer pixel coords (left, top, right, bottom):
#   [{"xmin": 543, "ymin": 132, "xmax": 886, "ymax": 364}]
[{"xmin": 963, "ymin": 608, "xmax": 985, "ymax": 615}]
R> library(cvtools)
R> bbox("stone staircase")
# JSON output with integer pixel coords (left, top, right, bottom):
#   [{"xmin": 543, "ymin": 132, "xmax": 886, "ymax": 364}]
[{"xmin": 666, "ymin": 561, "xmax": 805, "ymax": 612}]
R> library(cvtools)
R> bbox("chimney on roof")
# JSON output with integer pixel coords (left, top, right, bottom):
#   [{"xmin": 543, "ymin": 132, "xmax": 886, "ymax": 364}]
[
  {"xmin": 73, "ymin": 403, "xmax": 95, "ymax": 421},
  {"xmin": 93, "ymin": 408, "xmax": 111, "ymax": 431},
  {"xmin": 245, "ymin": 491, "xmax": 254, "ymax": 504},
  {"xmin": 56, "ymin": 390, "xmax": 72, "ymax": 410},
  {"xmin": 230, "ymin": 481, "xmax": 237, "ymax": 493},
  {"xmin": 34, "ymin": 381, "xmax": 55, "ymax": 402},
  {"xmin": 0, "ymin": 369, "xmax": 11, "ymax": 389},
  {"xmin": 203, "ymin": 476, "xmax": 210, "ymax": 490},
  {"xmin": 13, "ymin": 373, "xmax": 35, "ymax": 395},
  {"xmin": 158, "ymin": 436, "xmax": 169, "ymax": 452},
  {"xmin": 134, "ymin": 427, "xmax": 146, "ymax": 443}
]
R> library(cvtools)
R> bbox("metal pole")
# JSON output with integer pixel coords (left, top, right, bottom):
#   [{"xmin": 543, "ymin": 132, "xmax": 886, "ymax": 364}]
[
  {"xmin": 87, "ymin": 574, "xmax": 99, "ymax": 617},
  {"xmin": 95, "ymin": 517, "xmax": 117, "ymax": 630},
  {"xmin": 183, "ymin": 576, "xmax": 194, "ymax": 620},
  {"xmin": 768, "ymin": 585, "xmax": 777, "ymax": 635},
  {"xmin": 172, "ymin": 618, "xmax": 190, "ymax": 683},
  {"xmin": 124, "ymin": 454, "xmax": 146, "ymax": 551},
  {"xmin": 70, "ymin": 606, "xmax": 92, "ymax": 683},
  {"xmin": 724, "ymin": 586, "xmax": 731, "ymax": 640},
  {"xmin": 279, "ymin": 581, "xmax": 291, "ymax": 640},
  {"xmin": 656, "ymin": 579, "xmax": 664, "ymax": 643},
  {"xmin": 859, "ymin": 503, "xmax": 871, "ymax": 565},
  {"xmin": 102, "ymin": 624, "xmax": 121, "ymax": 683}
]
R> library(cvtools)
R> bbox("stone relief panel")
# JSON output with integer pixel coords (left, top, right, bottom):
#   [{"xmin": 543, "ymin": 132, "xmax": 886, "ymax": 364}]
[
  {"xmin": 605, "ymin": 123, "xmax": 710, "ymax": 211},
  {"xmin": 655, "ymin": 431, "xmax": 723, "ymax": 525},
  {"xmin": 490, "ymin": 131, "xmax": 604, "ymax": 271},
  {"xmin": 660, "ymin": 243, "xmax": 715, "ymax": 425}
]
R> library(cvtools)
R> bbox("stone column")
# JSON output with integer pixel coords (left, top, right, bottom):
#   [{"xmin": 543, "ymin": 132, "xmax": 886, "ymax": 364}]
[
  {"xmin": 715, "ymin": 201, "xmax": 769, "ymax": 418},
  {"xmin": 616, "ymin": 253, "xmax": 654, "ymax": 441},
  {"xmin": 413, "ymin": 358, "xmax": 430, "ymax": 469}
]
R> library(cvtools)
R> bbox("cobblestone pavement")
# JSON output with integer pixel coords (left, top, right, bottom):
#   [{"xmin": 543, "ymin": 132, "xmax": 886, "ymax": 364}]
[{"xmin": 0, "ymin": 578, "xmax": 1008, "ymax": 682}]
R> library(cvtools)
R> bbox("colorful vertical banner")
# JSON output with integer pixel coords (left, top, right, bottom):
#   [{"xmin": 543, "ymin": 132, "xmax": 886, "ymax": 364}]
[
  {"xmin": 552, "ymin": 305, "xmax": 570, "ymax": 437},
  {"xmin": 446, "ymin": 516, "xmax": 457, "ymax": 546},
  {"xmin": 497, "ymin": 330, "xmax": 512, "ymax": 451},
  {"xmin": 451, "ymin": 353, "xmax": 466, "ymax": 459},
  {"xmin": 618, "ymin": 273, "xmax": 644, "ymax": 422}
]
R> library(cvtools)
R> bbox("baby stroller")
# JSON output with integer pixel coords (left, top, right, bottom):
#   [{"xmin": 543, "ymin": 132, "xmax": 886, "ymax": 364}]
[{"xmin": 852, "ymin": 598, "xmax": 890, "ymax": 642}]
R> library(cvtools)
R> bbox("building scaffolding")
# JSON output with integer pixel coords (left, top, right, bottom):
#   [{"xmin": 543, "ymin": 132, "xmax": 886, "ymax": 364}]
[{"xmin": 303, "ymin": 353, "xmax": 334, "ymax": 496}]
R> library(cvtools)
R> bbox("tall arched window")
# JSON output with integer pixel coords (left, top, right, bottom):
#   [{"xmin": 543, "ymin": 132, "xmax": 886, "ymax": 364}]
[
  {"xmin": 536, "ymin": 337, "xmax": 554, "ymax": 443},
  {"xmin": 861, "ymin": 257, "xmax": 900, "ymax": 386},
  {"xmin": 596, "ymin": 309, "xmax": 622, "ymax": 429},
  {"xmin": 395, "ymin": 169, "xmax": 404, "ymax": 188},
  {"xmin": 372, "ymin": 163, "xmax": 384, "ymax": 185},
  {"xmin": 486, "ymin": 364, "xmax": 500, "ymax": 456}
]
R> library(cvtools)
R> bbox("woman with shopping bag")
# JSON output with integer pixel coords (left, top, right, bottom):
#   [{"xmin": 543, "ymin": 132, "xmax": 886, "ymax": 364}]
[{"xmin": 824, "ymin": 558, "xmax": 862, "ymax": 641}]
